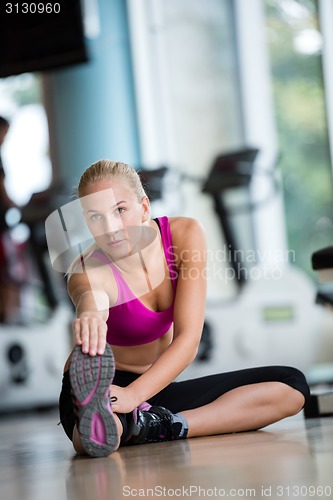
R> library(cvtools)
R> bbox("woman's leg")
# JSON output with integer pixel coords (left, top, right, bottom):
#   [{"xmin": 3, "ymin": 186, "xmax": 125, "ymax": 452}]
[
  {"xmin": 148, "ymin": 365, "xmax": 310, "ymax": 436},
  {"xmin": 60, "ymin": 362, "xmax": 310, "ymax": 451},
  {"xmin": 183, "ymin": 382, "xmax": 305, "ymax": 437}
]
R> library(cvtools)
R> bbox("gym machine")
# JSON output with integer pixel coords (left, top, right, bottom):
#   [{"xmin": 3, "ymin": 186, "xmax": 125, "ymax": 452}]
[{"xmin": 0, "ymin": 185, "xmax": 73, "ymax": 412}]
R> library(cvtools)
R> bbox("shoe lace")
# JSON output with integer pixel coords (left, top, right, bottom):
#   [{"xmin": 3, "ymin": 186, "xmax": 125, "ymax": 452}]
[{"xmin": 146, "ymin": 406, "xmax": 175, "ymax": 441}]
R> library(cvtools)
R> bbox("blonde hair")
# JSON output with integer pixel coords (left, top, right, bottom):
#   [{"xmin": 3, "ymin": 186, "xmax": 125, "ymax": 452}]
[
  {"xmin": 77, "ymin": 159, "xmax": 147, "ymax": 202},
  {"xmin": 67, "ymin": 160, "xmax": 149, "ymax": 276}
]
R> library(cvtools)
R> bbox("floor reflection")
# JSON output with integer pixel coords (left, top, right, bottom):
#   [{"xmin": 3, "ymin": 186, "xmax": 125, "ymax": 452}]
[{"xmin": 65, "ymin": 423, "xmax": 332, "ymax": 500}]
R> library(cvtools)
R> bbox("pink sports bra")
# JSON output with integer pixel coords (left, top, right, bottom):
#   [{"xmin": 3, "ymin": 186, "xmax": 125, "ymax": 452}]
[{"xmin": 91, "ymin": 216, "xmax": 178, "ymax": 346}]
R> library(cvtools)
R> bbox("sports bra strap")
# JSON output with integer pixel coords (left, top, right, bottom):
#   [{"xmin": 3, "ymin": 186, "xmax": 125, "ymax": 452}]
[{"xmin": 155, "ymin": 216, "xmax": 178, "ymax": 290}]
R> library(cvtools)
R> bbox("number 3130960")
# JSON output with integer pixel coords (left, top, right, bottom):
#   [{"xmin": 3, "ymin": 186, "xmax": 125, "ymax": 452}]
[{"xmin": 5, "ymin": 3, "xmax": 61, "ymax": 14}]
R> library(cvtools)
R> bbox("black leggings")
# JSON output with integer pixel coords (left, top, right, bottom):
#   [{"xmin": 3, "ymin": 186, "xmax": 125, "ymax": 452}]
[{"xmin": 59, "ymin": 365, "xmax": 310, "ymax": 442}]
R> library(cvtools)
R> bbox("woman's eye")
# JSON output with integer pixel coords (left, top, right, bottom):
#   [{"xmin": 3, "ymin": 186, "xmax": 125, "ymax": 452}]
[
  {"xmin": 90, "ymin": 214, "xmax": 102, "ymax": 221},
  {"xmin": 117, "ymin": 207, "xmax": 125, "ymax": 214}
]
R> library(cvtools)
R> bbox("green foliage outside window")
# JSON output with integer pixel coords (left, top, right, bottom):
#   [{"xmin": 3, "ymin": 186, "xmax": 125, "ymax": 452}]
[{"xmin": 265, "ymin": 0, "xmax": 333, "ymax": 280}]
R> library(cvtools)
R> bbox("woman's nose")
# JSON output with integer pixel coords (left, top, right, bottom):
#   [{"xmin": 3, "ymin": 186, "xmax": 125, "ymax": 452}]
[{"xmin": 103, "ymin": 214, "xmax": 123, "ymax": 234}]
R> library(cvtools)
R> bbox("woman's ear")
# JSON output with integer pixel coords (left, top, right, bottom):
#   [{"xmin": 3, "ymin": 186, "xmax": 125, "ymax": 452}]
[{"xmin": 141, "ymin": 196, "xmax": 151, "ymax": 222}]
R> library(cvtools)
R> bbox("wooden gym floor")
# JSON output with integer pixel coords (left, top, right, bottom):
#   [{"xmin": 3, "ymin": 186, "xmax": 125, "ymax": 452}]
[{"xmin": 0, "ymin": 409, "xmax": 332, "ymax": 500}]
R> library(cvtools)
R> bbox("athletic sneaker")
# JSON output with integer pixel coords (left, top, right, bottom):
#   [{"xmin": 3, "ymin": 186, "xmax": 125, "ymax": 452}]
[
  {"xmin": 69, "ymin": 343, "xmax": 119, "ymax": 458},
  {"xmin": 127, "ymin": 406, "xmax": 188, "ymax": 445}
]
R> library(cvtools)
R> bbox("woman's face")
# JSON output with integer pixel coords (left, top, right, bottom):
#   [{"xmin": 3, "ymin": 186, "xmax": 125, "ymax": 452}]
[{"xmin": 80, "ymin": 178, "xmax": 150, "ymax": 259}]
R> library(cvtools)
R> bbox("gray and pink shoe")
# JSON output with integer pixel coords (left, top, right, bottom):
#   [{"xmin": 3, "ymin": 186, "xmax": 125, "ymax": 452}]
[{"xmin": 69, "ymin": 343, "xmax": 119, "ymax": 457}]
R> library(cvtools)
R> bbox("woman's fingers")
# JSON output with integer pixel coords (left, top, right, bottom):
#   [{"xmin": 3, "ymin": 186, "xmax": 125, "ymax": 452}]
[
  {"xmin": 73, "ymin": 318, "xmax": 83, "ymax": 346},
  {"xmin": 72, "ymin": 317, "xmax": 107, "ymax": 356},
  {"xmin": 80, "ymin": 318, "xmax": 92, "ymax": 353},
  {"xmin": 97, "ymin": 321, "xmax": 107, "ymax": 355}
]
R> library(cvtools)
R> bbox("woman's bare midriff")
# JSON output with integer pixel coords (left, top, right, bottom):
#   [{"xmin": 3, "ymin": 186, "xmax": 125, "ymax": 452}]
[{"xmin": 63, "ymin": 325, "xmax": 173, "ymax": 375}]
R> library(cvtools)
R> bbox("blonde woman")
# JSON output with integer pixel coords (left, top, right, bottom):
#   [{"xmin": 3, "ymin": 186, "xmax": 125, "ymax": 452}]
[{"xmin": 59, "ymin": 160, "xmax": 310, "ymax": 457}]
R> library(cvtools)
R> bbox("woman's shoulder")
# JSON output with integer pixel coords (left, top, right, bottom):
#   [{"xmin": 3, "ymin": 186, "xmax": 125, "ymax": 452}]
[
  {"xmin": 67, "ymin": 250, "xmax": 116, "ymax": 290},
  {"xmin": 67, "ymin": 255, "xmax": 117, "ymax": 308},
  {"xmin": 167, "ymin": 216, "xmax": 206, "ymax": 249},
  {"xmin": 168, "ymin": 215, "xmax": 204, "ymax": 232}
]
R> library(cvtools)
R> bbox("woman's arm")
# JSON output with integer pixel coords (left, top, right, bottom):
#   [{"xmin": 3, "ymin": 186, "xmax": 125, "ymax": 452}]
[
  {"xmin": 67, "ymin": 268, "xmax": 111, "ymax": 356},
  {"xmin": 111, "ymin": 218, "xmax": 207, "ymax": 413}
]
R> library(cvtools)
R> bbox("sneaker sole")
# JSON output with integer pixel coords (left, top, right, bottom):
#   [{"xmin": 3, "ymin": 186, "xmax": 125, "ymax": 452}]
[{"xmin": 69, "ymin": 344, "xmax": 118, "ymax": 457}]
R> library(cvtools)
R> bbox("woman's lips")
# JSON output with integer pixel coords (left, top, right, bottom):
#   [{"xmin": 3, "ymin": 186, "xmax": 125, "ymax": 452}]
[{"xmin": 107, "ymin": 239, "xmax": 125, "ymax": 246}]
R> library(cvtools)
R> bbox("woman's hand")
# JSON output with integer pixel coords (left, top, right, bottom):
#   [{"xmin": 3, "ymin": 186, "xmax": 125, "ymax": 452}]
[
  {"xmin": 109, "ymin": 385, "xmax": 139, "ymax": 414},
  {"xmin": 73, "ymin": 315, "xmax": 108, "ymax": 356}
]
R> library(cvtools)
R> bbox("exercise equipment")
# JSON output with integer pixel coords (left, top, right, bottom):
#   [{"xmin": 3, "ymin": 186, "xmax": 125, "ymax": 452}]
[
  {"xmin": 0, "ymin": 305, "xmax": 72, "ymax": 412},
  {"xmin": 137, "ymin": 155, "xmax": 330, "ymax": 372},
  {"xmin": 0, "ymin": 185, "xmax": 73, "ymax": 412},
  {"xmin": 199, "ymin": 148, "xmax": 329, "ymax": 373},
  {"xmin": 303, "ymin": 246, "xmax": 333, "ymax": 418}
]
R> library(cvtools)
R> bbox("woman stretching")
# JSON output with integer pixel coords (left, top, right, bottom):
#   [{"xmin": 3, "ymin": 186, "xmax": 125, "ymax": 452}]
[{"xmin": 58, "ymin": 160, "xmax": 310, "ymax": 457}]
